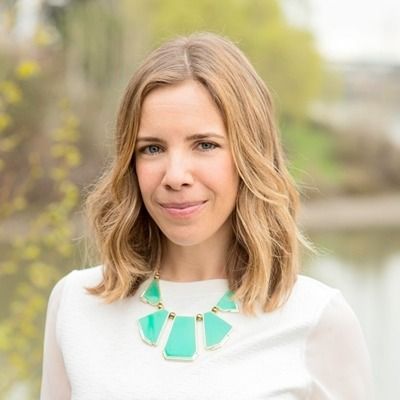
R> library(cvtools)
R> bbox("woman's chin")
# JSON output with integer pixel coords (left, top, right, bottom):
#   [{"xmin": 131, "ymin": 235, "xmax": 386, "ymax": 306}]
[{"xmin": 160, "ymin": 228, "xmax": 205, "ymax": 247}]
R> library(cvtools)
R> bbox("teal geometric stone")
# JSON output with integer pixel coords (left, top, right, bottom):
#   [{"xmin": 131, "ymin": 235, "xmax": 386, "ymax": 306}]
[
  {"xmin": 163, "ymin": 316, "xmax": 198, "ymax": 361},
  {"xmin": 140, "ymin": 278, "xmax": 161, "ymax": 306},
  {"xmin": 203, "ymin": 311, "xmax": 233, "ymax": 350},
  {"xmin": 138, "ymin": 309, "xmax": 169, "ymax": 345},
  {"xmin": 216, "ymin": 290, "xmax": 239, "ymax": 312}
]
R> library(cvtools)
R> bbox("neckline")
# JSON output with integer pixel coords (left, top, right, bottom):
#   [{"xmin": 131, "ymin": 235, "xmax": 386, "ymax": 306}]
[
  {"xmin": 159, "ymin": 278, "xmax": 228, "ymax": 283},
  {"xmin": 154, "ymin": 277, "xmax": 230, "ymax": 297}
]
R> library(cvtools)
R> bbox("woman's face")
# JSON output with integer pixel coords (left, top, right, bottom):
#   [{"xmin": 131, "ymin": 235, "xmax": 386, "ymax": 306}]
[{"xmin": 134, "ymin": 79, "xmax": 240, "ymax": 247}]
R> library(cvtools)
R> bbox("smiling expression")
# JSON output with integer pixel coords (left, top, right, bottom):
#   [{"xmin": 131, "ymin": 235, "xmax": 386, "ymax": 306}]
[{"xmin": 134, "ymin": 80, "xmax": 240, "ymax": 248}]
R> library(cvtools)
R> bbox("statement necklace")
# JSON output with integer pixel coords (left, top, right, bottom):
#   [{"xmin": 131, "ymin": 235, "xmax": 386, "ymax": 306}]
[{"xmin": 138, "ymin": 271, "xmax": 239, "ymax": 361}]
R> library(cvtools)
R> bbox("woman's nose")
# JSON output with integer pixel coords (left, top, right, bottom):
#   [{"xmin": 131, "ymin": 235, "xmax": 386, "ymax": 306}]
[{"xmin": 161, "ymin": 153, "xmax": 194, "ymax": 190}]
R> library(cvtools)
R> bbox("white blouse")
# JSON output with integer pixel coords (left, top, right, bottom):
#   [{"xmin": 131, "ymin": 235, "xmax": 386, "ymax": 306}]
[{"xmin": 40, "ymin": 266, "xmax": 373, "ymax": 399}]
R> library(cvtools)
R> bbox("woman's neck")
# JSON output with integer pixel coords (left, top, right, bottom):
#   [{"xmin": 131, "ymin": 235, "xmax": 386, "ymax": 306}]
[{"xmin": 159, "ymin": 237, "xmax": 232, "ymax": 282}]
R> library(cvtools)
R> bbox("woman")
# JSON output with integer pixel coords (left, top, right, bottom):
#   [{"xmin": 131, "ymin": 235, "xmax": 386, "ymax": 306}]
[{"xmin": 40, "ymin": 32, "xmax": 373, "ymax": 399}]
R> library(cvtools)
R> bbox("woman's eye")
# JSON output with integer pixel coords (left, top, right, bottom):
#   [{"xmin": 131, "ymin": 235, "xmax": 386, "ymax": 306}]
[
  {"xmin": 140, "ymin": 145, "xmax": 161, "ymax": 155},
  {"xmin": 199, "ymin": 142, "xmax": 218, "ymax": 151}
]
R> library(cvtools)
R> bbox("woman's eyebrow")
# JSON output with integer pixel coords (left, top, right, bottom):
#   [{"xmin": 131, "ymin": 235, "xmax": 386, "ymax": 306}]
[{"xmin": 136, "ymin": 133, "xmax": 225, "ymax": 143}]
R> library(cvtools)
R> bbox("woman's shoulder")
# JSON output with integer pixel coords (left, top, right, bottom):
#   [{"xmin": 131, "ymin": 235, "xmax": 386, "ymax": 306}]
[
  {"xmin": 58, "ymin": 264, "xmax": 104, "ymax": 287},
  {"xmin": 70, "ymin": 264, "xmax": 104, "ymax": 283},
  {"xmin": 294, "ymin": 274, "xmax": 360, "ymax": 328},
  {"xmin": 295, "ymin": 274, "xmax": 338, "ymax": 295},
  {"xmin": 48, "ymin": 265, "xmax": 104, "ymax": 303},
  {"xmin": 295, "ymin": 274, "xmax": 339, "ymax": 299},
  {"xmin": 282, "ymin": 274, "xmax": 342, "ymax": 321}
]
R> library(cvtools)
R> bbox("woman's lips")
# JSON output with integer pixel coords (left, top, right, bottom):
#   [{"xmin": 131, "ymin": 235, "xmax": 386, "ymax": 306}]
[{"xmin": 160, "ymin": 201, "xmax": 207, "ymax": 218}]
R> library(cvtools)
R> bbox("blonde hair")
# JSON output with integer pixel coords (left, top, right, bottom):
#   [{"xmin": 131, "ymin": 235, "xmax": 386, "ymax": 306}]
[{"xmin": 84, "ymin": 31, "xmax": 315, "ymax": 315}]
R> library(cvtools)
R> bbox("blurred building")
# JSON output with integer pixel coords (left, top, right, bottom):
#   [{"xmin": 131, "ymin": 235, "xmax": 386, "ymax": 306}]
[{"xmin": 311, "ymin": 61, "xmax": 400, "ymax": 146}]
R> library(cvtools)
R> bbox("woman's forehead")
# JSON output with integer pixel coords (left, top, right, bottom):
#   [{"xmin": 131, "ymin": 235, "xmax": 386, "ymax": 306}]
[
  {"xmin": 139, "ymin": 81, "xmax": 226, "ymax": 136},
  {"xmin": 141, "ymin": 80, "xmax": 215, "ymax": 110}
]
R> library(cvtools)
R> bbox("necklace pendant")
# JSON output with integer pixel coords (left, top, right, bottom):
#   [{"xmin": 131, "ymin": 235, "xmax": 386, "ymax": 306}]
[
  {"xmin": 140, "ymin": 278, "xmax": 161, "ymax": 306},
  {"xmin": 163, "ymin": 316, "xmax": 198, "ymax": 361},
  {"xmin": 203, "ymin": 311, "xmax": 233, "ymax": 350},
  {"xmin": 216, "ymin": 290, "xmax": 239, "ymax": 312},
  {"xmin": 138, "ymin": 309, "xmax": 169, "ymax": 345}
]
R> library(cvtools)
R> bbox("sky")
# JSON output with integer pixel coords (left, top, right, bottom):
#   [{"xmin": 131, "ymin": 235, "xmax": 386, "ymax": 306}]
[{"xmin": 282, "ymin": 0, "xmax": 400, "ymax": 64}]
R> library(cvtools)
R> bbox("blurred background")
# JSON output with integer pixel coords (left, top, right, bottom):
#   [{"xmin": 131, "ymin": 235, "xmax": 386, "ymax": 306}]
[{"xmin": 0, "ymin": 0, "xmax": 399, "ymax": 398}]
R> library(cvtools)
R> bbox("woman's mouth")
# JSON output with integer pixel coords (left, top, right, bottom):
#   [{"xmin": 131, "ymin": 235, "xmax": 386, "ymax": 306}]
[{"xmin": 160, "ymin": 201, "xmax": 207, "ymax": 218}]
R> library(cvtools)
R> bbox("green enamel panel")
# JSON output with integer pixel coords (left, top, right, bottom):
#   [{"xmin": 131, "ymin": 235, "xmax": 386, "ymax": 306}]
[
  {"xmin": 203, "ymin": 311, "xmax": 232, "ymax": 349},
  {"xmin": 216, "ymin": 290, "xmax": 238, "ymax": 312},
  {"xmin": 163, "ymin": 316, "xmax": 197, "ymax": 360},
  {"xmin": 141, "ymin": 278, "xmax": 161, "ymax": 305},
  {"xmin": 138, "ymin": 309, "xmax": 169, "ymax": 345}
]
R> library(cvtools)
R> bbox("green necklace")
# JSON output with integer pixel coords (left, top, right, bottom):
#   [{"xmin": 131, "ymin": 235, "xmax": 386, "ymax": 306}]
[{"xmin": 138, "ymin": 271, "xmax": 239, "ymax": 361}]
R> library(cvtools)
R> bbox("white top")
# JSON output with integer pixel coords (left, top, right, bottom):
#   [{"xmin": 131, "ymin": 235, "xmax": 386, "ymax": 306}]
[{"xmin": 40, "ymin": 265, "xmax": 373, "ymax": 400}]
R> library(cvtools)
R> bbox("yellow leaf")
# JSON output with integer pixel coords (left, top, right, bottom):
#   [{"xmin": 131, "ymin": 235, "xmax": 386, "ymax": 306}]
[
  {"xmin": 22, "ymin": 245, "xmax": 41, "ymax": 260},
  {"xmin": 0, "ymin": 113, "xmax": 12, "ymax": 131},
  {"xmin": 0, "ymin": 81, "xmax": 22, "ymax": 104},
  {"xmin": 28, "ymin": 263, "xmax": 54, "ymax": 288},
  {"xmin": 16, "ymin": 60, "xmax": 40, "ymax": 80},
  {"xmin": 50, "ymin": 167, "xmax": 67, "ymax": 181},
  {"xmin": 65, "ymin": 150, "xmax": 81, "ymax": 167}
]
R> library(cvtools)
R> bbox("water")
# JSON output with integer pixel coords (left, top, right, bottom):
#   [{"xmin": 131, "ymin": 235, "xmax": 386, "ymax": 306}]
[
  {"xmin": 304, "ymin": 228, "xmax": 400, "ymax": 400},
  {"xmin": 1, "ymin": 228, "xmax": 399, "ymax": 399}
]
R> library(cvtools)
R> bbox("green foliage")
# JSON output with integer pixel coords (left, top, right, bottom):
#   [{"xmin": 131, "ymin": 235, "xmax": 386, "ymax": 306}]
[
  {"xmin": 54, "ymin": 0, "xmax": 324, "ymax": 121},
  {"xmin": 60, "ymin": 1, "xmax": 125, "ymax": 88},
  {"xmin": 0, "ymin": 60, "xmax": 41, "ymax": 218},
  {"xmin": 281, "ymin": 121, "xmax": 344, "ymax": 195},
  {"xmin": 146, "ymin": 0, "xmax": 323, "ymax": 120},
  {"xmin": 0, "ymin": 62, "xmax": 81, "ymax": 398}
]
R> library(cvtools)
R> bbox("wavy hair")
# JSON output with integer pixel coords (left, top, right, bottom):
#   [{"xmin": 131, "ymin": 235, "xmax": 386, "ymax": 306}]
[{"xmin": 84, "ymin": 31, "xmax": 316, "ymax": 315}]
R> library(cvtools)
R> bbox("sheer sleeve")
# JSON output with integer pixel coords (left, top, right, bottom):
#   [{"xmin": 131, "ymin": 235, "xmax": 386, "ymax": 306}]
[
  {"xmin": 40, "ymin": 274, "xmax": 71, "ymax": 400},
  {"xmin": 306, "ymin": 290, "xmax": 374, "ymax": 399}
]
